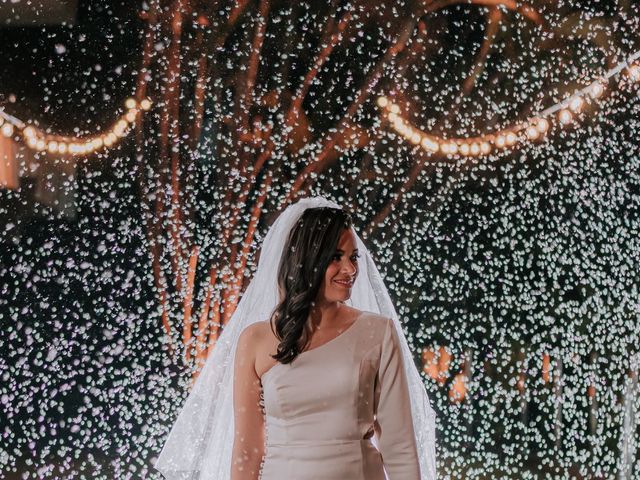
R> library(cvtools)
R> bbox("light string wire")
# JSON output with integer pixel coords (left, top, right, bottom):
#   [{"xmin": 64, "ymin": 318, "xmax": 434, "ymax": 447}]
[
  {"xmin": 0, "ymin": 97, "xmax": 152, "ymax": 156},
  {"xmin": 377, "ymin": 49, "xmax": 640, "ymax": 158},
  {"xmin": 1, "ymin": 49, "xmax": 639, "ymax": 159}
]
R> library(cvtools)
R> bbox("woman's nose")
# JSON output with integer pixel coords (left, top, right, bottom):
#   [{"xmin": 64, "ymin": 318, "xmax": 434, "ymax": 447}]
[{"xmin": 341, "ymin": 260, "xmax": 357, "ymax": 276}]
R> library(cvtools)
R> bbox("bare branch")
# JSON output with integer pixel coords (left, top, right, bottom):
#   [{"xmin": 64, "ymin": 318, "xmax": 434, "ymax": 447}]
[
  {"xmin": 285, "ymin": 10, "xmax": 353, "ymax": 126},
  {"xmin": 240, "ymin": 0, "xmax": 271, "ymax": 131},
  {"xmin": 422, "ymin": 0, "xmax": 544, "ymax": 26},
  {"xmin": 365, "ymin": 150, "xmax": 434, "ymax": 237},
  {"xmin": 463, "ymin": 7, "xmax": 502, "ymax": 95},
  {"xmin": 282, "ymin": 16, "xmax": 420, "ymax": 208},
  {"xmin": 182, "ymin": 246, "xmax": 199, "ymax": 363}
]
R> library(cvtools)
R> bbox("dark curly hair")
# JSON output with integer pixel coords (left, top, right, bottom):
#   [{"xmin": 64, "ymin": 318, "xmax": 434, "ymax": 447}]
[{"xmin": 268, "ymin": 206, "xmax": 354, "ymax": 364}]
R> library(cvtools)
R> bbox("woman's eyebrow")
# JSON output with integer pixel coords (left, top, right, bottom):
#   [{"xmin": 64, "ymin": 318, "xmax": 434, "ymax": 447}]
[{"xmin": 335, "ymin": 248, "xmax": 359, "ymax": 253}]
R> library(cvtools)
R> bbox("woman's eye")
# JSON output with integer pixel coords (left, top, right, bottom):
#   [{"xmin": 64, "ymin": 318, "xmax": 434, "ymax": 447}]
[{"xmin": 333, "ymin": 253, "xmax": 360, "ymax": 261}]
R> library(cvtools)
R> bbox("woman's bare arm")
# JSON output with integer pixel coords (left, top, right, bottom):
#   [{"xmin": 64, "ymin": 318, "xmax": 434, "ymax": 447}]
[{"xmin": 231, "ymin": 323, "xmax": 265, "ymax": 480}]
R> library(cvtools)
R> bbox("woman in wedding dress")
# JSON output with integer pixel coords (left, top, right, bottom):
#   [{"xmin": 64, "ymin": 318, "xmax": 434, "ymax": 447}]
[{"xmin": 154, "ymin": 196, "xmax": 436, "ymax": 480}]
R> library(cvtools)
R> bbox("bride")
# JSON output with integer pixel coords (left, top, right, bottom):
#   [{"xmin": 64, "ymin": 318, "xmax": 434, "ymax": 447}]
[{"xmin": 154, "ymin": 196, "xmax": 437, "ymax": 480}]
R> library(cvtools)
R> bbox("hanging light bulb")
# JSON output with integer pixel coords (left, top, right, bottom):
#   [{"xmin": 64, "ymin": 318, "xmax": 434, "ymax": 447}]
[
  {"xmin": 569, "ymin": 96, "xmax": 584, "ymax": 112},
  {"xmin": 495, "ymin": 134, "xmax": 506, "ymax": 148},
  {"xmin": 526, "ymin": 125, "xmax": 540, "ymax": 140},
  {"xmin": 125, "ymin": 98, "xmax": 137, "ymax": 109},
  {"xmin": 140, "ymin": 98, "xmax": 152, "ymax": 111},
  {"xmin": 459, "ymin": 143, "xmax": 470, "ymax": 155},
  {"xmin": 1, "ymin": 123, "xmax": 14, "ymax": 137},
  {"xmin": 23, "ymin": 126, "xmax": 36, "ymax": 139},
  {"xmin": 480, "ymin": 142, "xmax": 491, "ymax": 154},
  {"xmin": 505, "ymin": 132, "xmax": 517, "ymax": 146},
  {"xmin": 588, "ymin": 81, "xmax": 605, "ymax": 99},
  {"xmin": 125, "ymin": 109, "xmax": 138, "ymax": 123},
  {"xmin": 558, "ymin": 109, "xmax": 573, "ymax": 125},
  {"xmin": 536, "ymin": 118, "xmax": 550, "ymax": 134},
  {"xmin": 377, "ymin": 96, "xmax": 388, "ymax": 108},
  {"xmin": 421, "ymin": 137, "xmax": 439, "ymax": 153}
]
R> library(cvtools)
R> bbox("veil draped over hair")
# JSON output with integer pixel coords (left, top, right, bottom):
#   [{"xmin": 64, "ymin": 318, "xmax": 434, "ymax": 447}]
[{"xmin": 154, "ymin": 196, "xmax": 437, "ymax": 480}]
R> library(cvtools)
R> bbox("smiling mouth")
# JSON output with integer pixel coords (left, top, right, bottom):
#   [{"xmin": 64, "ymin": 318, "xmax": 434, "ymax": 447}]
[{"xmin": 334, "ymin": 280, "xmax": 353, "ymax": 287}]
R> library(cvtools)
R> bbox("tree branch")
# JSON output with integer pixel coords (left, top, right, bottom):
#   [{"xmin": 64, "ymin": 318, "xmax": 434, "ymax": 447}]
[
  {"xmin": 282, "ymin": 15, "xmax": 420, "ymax": 208},
  {"xmin": 239, "ymin": 0, "xmax": 271, "ymax": 132},
  {"xmin": 463, "ymin": 7, "xmax": 502, "ymax": 95},
  {"xmin": 422, "ymin": 0, "xmax": 544, "ymax": 26}
]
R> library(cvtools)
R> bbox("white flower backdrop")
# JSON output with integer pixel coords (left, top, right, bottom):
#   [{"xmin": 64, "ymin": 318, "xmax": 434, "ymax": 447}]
[{"xmin": 0, "ymin": 1, "xmax": 639, "ymax": 478}]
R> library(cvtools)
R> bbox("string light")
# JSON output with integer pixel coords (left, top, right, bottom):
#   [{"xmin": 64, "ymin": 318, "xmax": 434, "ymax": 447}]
[
  {"xmin": 558, "ymin": 109, "xmax": 573, "ymax": 125},
  {"xmin": 378, "ymin": 49, "xmax": 640, "ymax": 158},
  {"xmin": 1, "ymin": 123, "xmax": 14, "ymax": 138},
  {"xmin": 0, "ymin": 97, "xmax": 152, "ymax": 156}
]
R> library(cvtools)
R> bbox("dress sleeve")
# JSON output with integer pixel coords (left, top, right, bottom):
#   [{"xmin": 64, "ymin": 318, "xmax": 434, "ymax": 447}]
[{"xmin": 373, "ymin": 317, "xmax": 422, "ymax": 480}]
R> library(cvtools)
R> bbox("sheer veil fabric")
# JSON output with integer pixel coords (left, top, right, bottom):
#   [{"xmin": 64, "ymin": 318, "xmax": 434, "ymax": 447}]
[{"xmin": 153, "ymin": 196, "xmax": 437, "ymax": 480}]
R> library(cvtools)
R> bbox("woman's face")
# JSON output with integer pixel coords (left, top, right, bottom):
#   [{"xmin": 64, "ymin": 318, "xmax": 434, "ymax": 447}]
[{"xmin": 316, "ymin": 228, "xmax": 359, "ymax": 304}]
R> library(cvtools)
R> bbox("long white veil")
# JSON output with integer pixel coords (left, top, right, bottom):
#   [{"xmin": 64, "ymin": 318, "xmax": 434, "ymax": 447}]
[{"xmin": 153, "ymin": 195, "xmax": 437, "ymax": 479}]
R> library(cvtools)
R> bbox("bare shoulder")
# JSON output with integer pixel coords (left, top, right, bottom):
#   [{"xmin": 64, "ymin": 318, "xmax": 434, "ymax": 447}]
[
  {"xmin": 238, "ymin": 322, "xmax": 262, "ymax": 341},
  {"xmin": 244, "ymin": 320, "xmax": 278, "ymax": 351}
]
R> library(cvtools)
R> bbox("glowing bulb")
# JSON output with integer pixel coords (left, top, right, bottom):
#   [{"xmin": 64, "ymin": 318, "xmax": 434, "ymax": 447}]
[
  {"xmin": 92, "ymin": 138, "xmax": 103, "ymax": 149},
  {"xmin": 36, "ymin": 139, "xmax": 46, "ymax": 151},
  {"xmin": 377, "ymin": 96, "xmax": 388, "ymax": 108},
  {"xmin": 125, "ymin": 98, "xmax": 137, "ymax": 109},
  {"xmin": 388, "ymin": 112, "xmax": 398, "ymax": 123},
  {"xmin": 410, "ymin": 133, "xmax": 421, "ymax": 144},
  {"xmin": 69, "ymin": 144, "xmax": 79, "ymax": 154},
  {"xmin": 536, "ymin": 118, "xmax": 549, "ymax": 133},
  {"xmin": 47, "ymin": 141, "xmax": 59, "ymax": 153},
  {"xmin": 389, "ymin": 104, "xmax": 400, "ymax": 114},
  {"xmin": 125, "ymin": 110, "xmax": 138, "ymax": 123},
  {"xmin": 480, "ymin": 142, "xmax": 491, "ymax": 154},
  {"xmin": 569, "ymin": 96, "xmax": 584, "ymax": 112},
  {"xmin": 527, "ymin": 125, "xmax": 540, "ymax": 140},
  {"xmin": 58, "ymin": 142, "xmax": 68, "ymax": 154},
  {"xmin": 27, "ymin": 136, "xmax": 38, "ymax": 148},
  {"xmin": 23, "ymin": 126, "xmax": 36, "ymax": 138},
  {"xmin": 470, "ymin": 143, "xmax": 480, "ymax": 155},
  {"xmin": 448, "ymin": 143, "xmax": 458, "ymax": 155},
  {"xmin": 495, "ymin": 135, "xmax": 506, "ymax": 148},
  {"xmin": 421, "ymin": 137, "xmax": 439, "ymax": 152},
  {"xmin": 140, "ymin": 98, "xmax": 152, "ymax": 110},
  {"xmin": 506, "ymin": 132, "xmax": 517, "ymax": 146},
  {"xmin": 559, "ymin": 109, "xmax": 573, "ymax": 125},
  {"xmin": 1, "ymin": 123, "xmax": 14, "ymax": 137},
  {"xmin": 104, "ymin": 132, "xmax": 117, "ymax": 146},
  {"xmin": 589, "ymin": 81, "xmax": 605, "ymax": 99},
  {"xmin": 459, "ymin": 143, "xmax": 470, "ymax": 155}
]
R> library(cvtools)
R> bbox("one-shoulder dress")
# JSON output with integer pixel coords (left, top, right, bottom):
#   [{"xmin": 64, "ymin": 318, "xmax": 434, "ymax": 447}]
[{"xmin": 258, "ymin": 311, "xmax": 422, "ymax": 479}]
